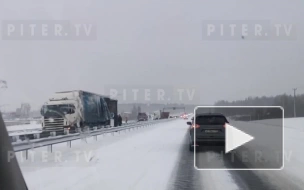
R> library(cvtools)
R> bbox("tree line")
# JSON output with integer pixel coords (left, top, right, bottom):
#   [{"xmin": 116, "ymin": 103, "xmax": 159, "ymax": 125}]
[{"xmin": 214, "ymin": 94, "xmax": 304, "ymax": 120}]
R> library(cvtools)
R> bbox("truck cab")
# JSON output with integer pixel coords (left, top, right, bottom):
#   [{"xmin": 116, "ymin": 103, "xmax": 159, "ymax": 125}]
[
  {"xmin": 41, "ymin": 90, "xmax": 117, "ymax": 132},
  {"xmin": 41, "ymin": 97, "xmax": 82, "ymax": 132}
]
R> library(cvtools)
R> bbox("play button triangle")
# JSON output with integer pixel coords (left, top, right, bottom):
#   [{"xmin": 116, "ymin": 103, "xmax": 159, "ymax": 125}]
[{"xmin": 225, "ymin": 123, "xmax": 254, "ymax": 153}]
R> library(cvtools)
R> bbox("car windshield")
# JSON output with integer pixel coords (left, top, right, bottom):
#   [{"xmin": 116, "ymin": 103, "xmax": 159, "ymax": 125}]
[{"xmin": 196, "ymin": 115, "xmax": 227, "ymax": 125}]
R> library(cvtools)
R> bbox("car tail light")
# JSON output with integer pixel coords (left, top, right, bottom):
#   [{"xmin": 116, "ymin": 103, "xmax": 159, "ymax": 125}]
[{"xmin": 191, "ymin": 124, "xmax": 200, "ymax": 129}]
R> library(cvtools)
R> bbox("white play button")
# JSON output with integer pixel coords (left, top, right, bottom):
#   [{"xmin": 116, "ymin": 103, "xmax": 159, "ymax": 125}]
[{"xmin": 225, "ymin": 123, "xmax": 254, "ymax": 153}]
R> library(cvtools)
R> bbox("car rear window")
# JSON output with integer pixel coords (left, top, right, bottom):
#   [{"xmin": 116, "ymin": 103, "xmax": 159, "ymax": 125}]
[{"xmin": 195, "ymin": 115, "xmax": 227, "ymax": 125}]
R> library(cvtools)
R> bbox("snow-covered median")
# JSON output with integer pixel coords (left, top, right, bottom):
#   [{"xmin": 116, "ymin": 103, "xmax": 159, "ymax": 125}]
[{"xmin": 250, "ymin": 117, "xmax": 304, "ymax": 189}]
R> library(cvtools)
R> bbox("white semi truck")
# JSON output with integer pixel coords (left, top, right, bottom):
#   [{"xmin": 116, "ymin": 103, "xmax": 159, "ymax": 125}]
[{"xmin": 40, "ymin": 90, "xmax": 118, "ymax": 132}]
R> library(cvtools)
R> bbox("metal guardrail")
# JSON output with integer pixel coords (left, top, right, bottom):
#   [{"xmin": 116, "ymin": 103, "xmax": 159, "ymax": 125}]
[
  {"xmin": 13, "ymin": 119, "xmax": 175, "ymax": 159},
  {"xmin": 8, "ymin": 120, "xmax": 137, "ymax": 137}
]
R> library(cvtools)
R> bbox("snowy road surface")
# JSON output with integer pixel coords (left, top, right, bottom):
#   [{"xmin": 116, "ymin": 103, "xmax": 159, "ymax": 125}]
[{"xmin": 17, "ymin": 118, "xmax": 302, "ymax": 190}]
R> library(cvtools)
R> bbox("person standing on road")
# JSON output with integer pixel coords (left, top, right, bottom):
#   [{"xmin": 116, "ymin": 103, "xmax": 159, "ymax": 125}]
[
  {"xmin": 114, "ymin": 113, "xmax": 118, "ymax": 127},
  {"xmin": 125, "ymin": 116, "xmax": 128, "ymax": 124},
  {"xmin": 118, "ymin": 114, "xmax": 122, "ymax": 126}
]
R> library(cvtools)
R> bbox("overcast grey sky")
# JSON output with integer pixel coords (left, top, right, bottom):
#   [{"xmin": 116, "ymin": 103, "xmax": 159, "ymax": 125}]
[{"xmin": 0, "ymin": 0, "xmax": 304, "ymax": 111}]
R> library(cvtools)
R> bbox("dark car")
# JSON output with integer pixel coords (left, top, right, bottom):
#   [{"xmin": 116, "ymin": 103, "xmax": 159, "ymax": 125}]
[
  {"xmin": 137, "ymin": 112, "xmax": 148, "ymax": 121},
  {"xmin": 187, "ymin": 113, "xmax": 228, "ymax": 151}
]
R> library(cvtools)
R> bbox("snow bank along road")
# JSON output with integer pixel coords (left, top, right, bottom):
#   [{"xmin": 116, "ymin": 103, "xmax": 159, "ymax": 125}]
[
  {"xmin": 17, "ymin": 118, "xmax": 303, "ymax": 190},
  {"xmin": 7, "ymin": 122, "xmax": 42, "ymax": 136},
  {"xmin": 8, "ymin": 120, "xmax": 137, "ymax": 137}
]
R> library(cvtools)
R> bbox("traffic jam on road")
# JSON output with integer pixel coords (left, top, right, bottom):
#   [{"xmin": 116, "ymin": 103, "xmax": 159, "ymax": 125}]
[{"xmin": 1, "ymin": 1, "xmax": 301, "ymax": 189}]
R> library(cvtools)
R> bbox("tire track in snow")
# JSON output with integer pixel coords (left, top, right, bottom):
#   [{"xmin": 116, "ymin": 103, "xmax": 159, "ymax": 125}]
[
  {"xmin": 170, "ymin": 137, "xmax": 288, "ymax": 190},
  {"xmin": 223, "ymin": 151, "xmax": 303, "ymax": 190},
  {"xmin": 168, "ymin": 133, "xmax": 202, "ymax": 190},
  {"xmin": 195, "ymin": 147, "xmax": 240, "ymax": 190}
]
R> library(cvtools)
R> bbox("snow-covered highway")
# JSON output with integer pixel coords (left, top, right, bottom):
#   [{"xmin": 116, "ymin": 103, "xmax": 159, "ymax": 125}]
[{"xmin": 17, "ymin": 118, "xmax": 304, "ymax": 190}]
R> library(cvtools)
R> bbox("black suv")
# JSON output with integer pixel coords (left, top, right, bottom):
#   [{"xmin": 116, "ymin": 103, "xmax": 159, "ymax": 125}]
[{"xmin": 187, "ymin": 113, "xmax": 228, "ymax": 151}]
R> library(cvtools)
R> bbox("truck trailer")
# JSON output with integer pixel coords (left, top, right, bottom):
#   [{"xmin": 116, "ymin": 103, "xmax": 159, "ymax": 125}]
[
  {"xmin": 153, "ymin": 110, "xmax": 161, "ymax": 120},
  {"xmin": 40, "ymin": 90, "xmax": 118, "ymax": 132},
  {"xmin": 153, "ymin": 110, "xmax": 170, "ymax": 120},
  {"xmin": 160, "ymin": 111, "xmax": 170, "ymax": 119},
  {"xmin": 104, "ymin": 97, "xmax": 118, "ymax": 126}
]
